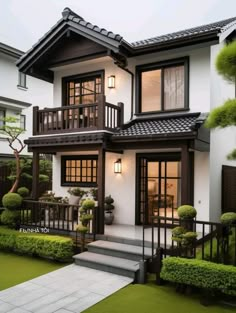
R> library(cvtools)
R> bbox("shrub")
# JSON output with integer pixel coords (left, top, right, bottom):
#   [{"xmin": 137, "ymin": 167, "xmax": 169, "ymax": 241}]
[
  {"xmin": 17, "ymin": 187, "xmax": 30, "ymax": 198},
  {"xmin": 181, "ymin": 232, "xmax": 198, "ymax": 247},
  {"xmin": 0, "ymin": 226, "xmax": 73, "ymax": 261},
  {"xmin": 0, "ymin": 210, "xmax": 20, "ymax": 228},
  {"xmin": 216, "ymin": 40, "xmax": 236, "ymax": 83},
  {"xmin": 2, "ymin": 193, "xmax": 22, "ymax": 210},
  {"xmin": 68, "ymin": 187, "xmax": 86, "ymax": 197},
  {"xmin": 177, "ymin": 205, "xmax": 197, "ymax": 220},
  {"xmin": 160, "ymin": 257, "xmax": 236, "ymax": 295},
  {"xmin": 82, "ymin": 199, "xmax": 95, "ymax": 210},
  {"xmin": 220, "ymin": 212, "xmax": 236, "ymax": 225},
  {"xmin": 105, "ymin": 195, "xmax": 114, "ymax": 204},
  {"xmin": 172, "ymin": 226, "xmax": 186, "ymax": 243}
]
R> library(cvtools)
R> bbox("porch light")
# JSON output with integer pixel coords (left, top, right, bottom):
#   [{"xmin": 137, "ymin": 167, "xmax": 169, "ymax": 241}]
[
  {"xmin": 114, "ymin": 158, "xmax": 122, "ymax": 173},
  {"xmin": 108, "ymin": 75, "xmax": 115, "ymax": 88}
]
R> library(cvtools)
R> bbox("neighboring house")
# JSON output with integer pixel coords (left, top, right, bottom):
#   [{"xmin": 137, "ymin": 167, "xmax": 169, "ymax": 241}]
[
  {"xmin": 0, "ymin": 42, "xmax": 53, "ymax": 196},
  {"xmin": 17, "ymin": 8, "xmax": 236, "ymax": 234}
]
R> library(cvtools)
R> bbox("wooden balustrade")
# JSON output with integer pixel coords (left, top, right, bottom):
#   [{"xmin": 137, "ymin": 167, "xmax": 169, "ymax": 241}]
[{"xmin": 33, "ymin": 95, "xmax": 124, "ymax": 135}]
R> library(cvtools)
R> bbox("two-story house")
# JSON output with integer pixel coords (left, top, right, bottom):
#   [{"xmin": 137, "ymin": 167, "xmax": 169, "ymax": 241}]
[
  {"xmin": 17, "ymin": 8, "xmax": 236, "ymax": 234},
  {"xmin": 0, "ymin": 42, "xmax": 53, "ymax": 199}
]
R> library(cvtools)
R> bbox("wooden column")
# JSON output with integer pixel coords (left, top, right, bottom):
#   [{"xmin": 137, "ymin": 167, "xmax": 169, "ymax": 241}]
[
  {"xmin": 181, "ymin": 144, "xmax": 194, "ymax": 205},
  {"xmin": 97, "ymin": 147, "xmax": 105, "ymax": 234},
  {"xmin": 97, "ymin": 94, "xmax": 106, "ymax": 130},
  {"xmin": 32, "ymin": 151, "xmax": 39, "ymax": 199}
]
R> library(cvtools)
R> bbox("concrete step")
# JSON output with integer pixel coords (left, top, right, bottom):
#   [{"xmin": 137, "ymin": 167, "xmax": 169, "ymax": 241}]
[
  {"xmin": 95, "ymin": 234, "xmax": 156, "ymax": 248},
  {"xmin": 88, "ymin": 240, "xmax": 153, "ymax": 261},
  {"xmin": 73, "ymin": 251, "xmax": 140, "ymax": 281}
]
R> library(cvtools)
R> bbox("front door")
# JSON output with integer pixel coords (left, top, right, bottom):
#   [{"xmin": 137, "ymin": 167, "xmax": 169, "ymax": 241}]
[{"xmin": 136, "ymin": 153, "xmax": 182, "ymax": 224}]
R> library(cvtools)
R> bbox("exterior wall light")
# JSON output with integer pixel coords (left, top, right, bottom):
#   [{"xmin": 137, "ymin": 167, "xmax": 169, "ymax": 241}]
[
  {"xmin": 114, "ymin": 158, "xmax": 122, "ymax": 173},
  {"xmin": 108, "ymin": 75, "xmax": 115, "ymax": 88}
]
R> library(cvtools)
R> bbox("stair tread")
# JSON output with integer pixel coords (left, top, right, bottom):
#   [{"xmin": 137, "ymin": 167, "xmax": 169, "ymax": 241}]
[
  {"xmin": 74, "ymin": 251, "xmax": 140, "ymax": 272},
  {"xmin": 88, "ymin": 240, "xmax": 153, "ymax": 257}
]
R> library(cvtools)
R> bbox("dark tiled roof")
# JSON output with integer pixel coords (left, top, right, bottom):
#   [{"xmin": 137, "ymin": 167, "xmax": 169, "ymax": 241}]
[
  {"xmin": 113, "ymin": 114, "xmax": 201, "ymax": 138},
  {"xmin": 131, "ymin": 17, "xmax": 236, "ymax": 48},
  {"xmin": 63, "ymin": 7, "xmax": 123, "ymax": 42}
]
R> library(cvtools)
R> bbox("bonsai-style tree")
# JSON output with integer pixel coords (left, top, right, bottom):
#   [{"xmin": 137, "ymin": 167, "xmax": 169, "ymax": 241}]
[
  {"xmin": 206, "ymin": 41, "xmax": 236, "ymax": 159},
  {"xmin": 0, "ymin": 116, "xmax": 26, "ymax": 192}
]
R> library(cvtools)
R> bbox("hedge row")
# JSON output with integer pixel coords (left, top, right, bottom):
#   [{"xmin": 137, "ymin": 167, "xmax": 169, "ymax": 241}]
[
  {"xmin": 0, "ymin": 227, "xmax": 73, "ymax": 262},
  {"xmin": 160, "ymin": 257, "xmax": 236, "ymax": 296}
]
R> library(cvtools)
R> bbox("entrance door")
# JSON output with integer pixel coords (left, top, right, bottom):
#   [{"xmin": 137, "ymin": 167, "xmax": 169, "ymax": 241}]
[{"xmin": 136, "ymin": 153, "xmax": 181, "ymax": 224}]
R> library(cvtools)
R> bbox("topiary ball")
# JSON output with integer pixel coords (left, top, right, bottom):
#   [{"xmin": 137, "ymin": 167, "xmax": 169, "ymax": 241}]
[
  {"xmin": 2, "ymin": 193, "xmax": 23, "ymax": 210},
  {"xmin": 105, "ymin": 195, "xmax": 114, "ymax": 204},
  {"xmin": 0, "ymin": 209, "xmax": 20, "ymax": 228},
  {"xmin": 82, "ymin": 199, "xmax": 95, "ymax": 210},
  {"xmin": 17, "ymin": 187, "xmax": 30, "ymax": 198},
  {"xmin": 216, "ymin": 41, "xmax": 236, "ymax": 83},
  {"xmin": 220, "ymin": 212, "xmax": 236, "ymax": 225},
  {"xmin": 177, "ymin": 205, "xmax": 197, "ymax": 220}
]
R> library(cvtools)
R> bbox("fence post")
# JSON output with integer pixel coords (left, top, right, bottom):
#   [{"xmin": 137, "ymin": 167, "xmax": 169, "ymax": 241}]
[
  {"xmin": 97, "ymin": 95, "xmax": 106, "ymax": 130},
  {"xmin": 156, "ymin": 247, "xmax": 164, "ymax": 285}
]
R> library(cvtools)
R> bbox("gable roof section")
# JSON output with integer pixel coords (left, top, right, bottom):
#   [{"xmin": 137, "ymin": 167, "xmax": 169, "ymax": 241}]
[
  {"xmin": 16, "ymin": 8, "xmax": 236, "ymax": 82},
  {"xmin": 131, "ymin": 17, "xmax": 236, "ymax": 48}
]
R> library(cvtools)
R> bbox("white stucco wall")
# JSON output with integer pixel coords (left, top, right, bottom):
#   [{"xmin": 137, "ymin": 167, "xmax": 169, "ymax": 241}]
[
  {"xmin": 209, "ymin": 43, "xmax": 236, "ymax": 222},
  {"xmin": 0, "ymin": 51, "xmax": 53, "ymax": 156},
  {"xmin": 194, "ymin": 151, "xmax": 209, "ymax": 221},
  {"xmin": 53, "ymin": 57, "xmax": 132, "ymax": 123}
]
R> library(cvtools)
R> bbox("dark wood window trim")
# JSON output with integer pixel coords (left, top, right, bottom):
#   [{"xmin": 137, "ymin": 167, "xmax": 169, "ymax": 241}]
[
  {"xmin": 135, "ymin": 57, "xmax": 189, "ymax": 115},
  {"xmin": 61, "ymin": 155, "xmax": 98, "ymax": 187},
  {"xmin": 62, "ymin": 70, "xmax": 105, "ymax": 106}
]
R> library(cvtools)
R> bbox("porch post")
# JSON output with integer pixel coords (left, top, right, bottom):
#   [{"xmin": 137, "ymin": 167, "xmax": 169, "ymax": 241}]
[
  {"xmin": 97, "ymin": 147, "xmax": 105, "ymax": 234},
  {"xmin": 181, "ymin": 145, "xmax": 193, "ymax": 205},
  {"xmin": 32, "ymin": 151, "xmax": 39, "ymax": 199}
]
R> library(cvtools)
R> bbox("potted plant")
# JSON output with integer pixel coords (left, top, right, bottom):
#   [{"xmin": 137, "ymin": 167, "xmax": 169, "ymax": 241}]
[
  {"xmin": 67, "ymin": 187, "xmax": 87, "ymax": 204},
  {"xmin": 104, "ymin": 195, "xmax": 115, "ymax": 225}
]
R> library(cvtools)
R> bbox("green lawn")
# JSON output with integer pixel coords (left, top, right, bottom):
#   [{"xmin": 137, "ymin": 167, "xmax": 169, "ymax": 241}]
[
  {"xmin": 84, "ymin": 280, "xmax": 235, "ymax": 313},
  {"xmin": 0, "ymin": 251, "xmax": 66, "ymax": 291}
]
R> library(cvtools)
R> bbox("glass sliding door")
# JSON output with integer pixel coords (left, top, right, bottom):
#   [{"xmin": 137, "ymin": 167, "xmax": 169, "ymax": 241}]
[{"xmin": 137, "ymin": 153, "xmax": 181, "ymax": 224}]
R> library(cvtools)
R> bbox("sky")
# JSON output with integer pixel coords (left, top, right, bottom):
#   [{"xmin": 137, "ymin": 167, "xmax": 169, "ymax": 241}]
[{"xmin": 1, "ymin": 0, "xmax": 236, "ymax": 52}]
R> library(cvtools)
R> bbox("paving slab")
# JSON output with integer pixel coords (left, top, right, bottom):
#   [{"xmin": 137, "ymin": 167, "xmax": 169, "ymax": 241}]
[{"xmin": 0, "ymin": 264, "xmax": 132, "ymax": 313}]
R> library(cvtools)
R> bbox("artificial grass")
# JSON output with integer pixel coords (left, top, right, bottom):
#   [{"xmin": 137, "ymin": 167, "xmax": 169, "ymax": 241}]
[
  {"xmin": 0, "ymin": 251, "xmax": 66, "ymax": 291},
  {"xmin": 83, "ymin": 279, "xmax": 235, "ymax": 313}
]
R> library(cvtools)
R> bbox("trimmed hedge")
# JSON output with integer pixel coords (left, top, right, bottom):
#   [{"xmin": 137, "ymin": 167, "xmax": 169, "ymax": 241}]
[
  {"xmin": 0, "ymin": 226, "xmax": 73, "ymax": 262},
  {"xmin": 160, "ymin": 257, "xmax": 236, "ymax": 295},
  {"xmin": 2, "ymin": 193, "xmax": 22, "ymax": 210}
]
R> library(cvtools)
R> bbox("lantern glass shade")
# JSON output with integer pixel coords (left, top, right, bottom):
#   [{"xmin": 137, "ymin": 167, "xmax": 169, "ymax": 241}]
[
  {"xmin": 108, "ymin": 75, "xmax": 115, "ymax": 88},
  {"xmin": 114, "ymin": 158, "xmax": 122, "ymax": 173}
]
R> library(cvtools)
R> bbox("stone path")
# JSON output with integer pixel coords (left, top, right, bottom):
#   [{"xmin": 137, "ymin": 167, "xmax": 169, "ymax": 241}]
[{"xmin": 0, "ymin": 264, "xmax": 133, "ymax": 313}]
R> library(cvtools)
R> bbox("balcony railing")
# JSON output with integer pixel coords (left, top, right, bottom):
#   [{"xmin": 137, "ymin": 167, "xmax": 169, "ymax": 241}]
[{"xmin": 33, "ymin": 95, "xmax": 124, "ymax": 135}]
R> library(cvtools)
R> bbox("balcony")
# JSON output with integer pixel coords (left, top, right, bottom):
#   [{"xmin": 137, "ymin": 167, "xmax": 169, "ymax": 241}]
[{"xmin": 33, "ymin": 95, "xmax": 124, "ymax": 136}]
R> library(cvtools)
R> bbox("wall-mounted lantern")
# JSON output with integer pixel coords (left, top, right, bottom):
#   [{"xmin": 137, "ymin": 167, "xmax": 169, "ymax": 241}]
[
  {"xmin": 114, "ymin": 158, "xmax": 122, "ymax": 173},
  {"xmin": 108, "ymin": 75, "xmax": 115, "ymax": 88}
]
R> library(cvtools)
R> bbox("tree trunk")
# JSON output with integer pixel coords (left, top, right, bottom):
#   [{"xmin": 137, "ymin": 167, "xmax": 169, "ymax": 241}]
[{"xmin": 9, "ymin": 151, "xmax": 21, "ymax": 193}]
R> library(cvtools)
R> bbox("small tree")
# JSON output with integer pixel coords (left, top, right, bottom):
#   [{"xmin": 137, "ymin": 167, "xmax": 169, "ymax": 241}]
[
  {"xmin": 206, "ymin": 41, "xmax": 236, "ymax": 159},
  {"xmin": 0, "ymin": 116, "xmax": 26, "ymax": 192}
]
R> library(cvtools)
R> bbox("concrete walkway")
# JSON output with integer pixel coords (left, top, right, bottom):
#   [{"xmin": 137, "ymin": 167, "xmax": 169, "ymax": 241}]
[{"xmin": 0, "ymin": 264, "xmax": 133, "ymax": 313}]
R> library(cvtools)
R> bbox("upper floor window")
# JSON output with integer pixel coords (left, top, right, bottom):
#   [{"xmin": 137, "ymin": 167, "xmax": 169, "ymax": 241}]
[
  {"xmin": 63, "ymin": 71, "xmax": 104, "ymax": 106},
  {"xmin": 137, "ymin": 58, "xmax": 189, "ymax": 113},
  {"xmin": 18, "ymin": 72, "xmax": 27, "ymax": 89},
  {"xmin": 20, "ymin": 114, "xmax": 26, "ymax": 130},
  {"xmin": 0, "ymin": 109, "xmax": 5, "ymax": 128}
]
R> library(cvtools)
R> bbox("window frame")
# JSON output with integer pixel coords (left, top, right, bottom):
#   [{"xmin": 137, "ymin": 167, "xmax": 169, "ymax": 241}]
[
  {"xmin": 62, "ymin": 70, "xmax": 105, "ymax": 107},
  {"xmin": 20, "ymin": 114, "xmax": 26, "ymax": 130},
  {"xmin": 61, "ymin": 155, "xmax": 98, "ymax": 187},
  {"xmin": 18, "ymin": 72, "xmax": 27, "ymax": 89},
  {"xmin": 135, "ymin": 57, "xmax": 189, "ymax": 115},
  {"xmin": 0, "ymin": 109, "xmax": 5, "ymax": 128}
]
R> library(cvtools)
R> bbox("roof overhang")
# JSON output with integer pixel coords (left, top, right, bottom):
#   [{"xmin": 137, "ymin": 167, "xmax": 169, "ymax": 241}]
[
  {"xmin": 0, "ymin": 96, "xmax": 31, "ymax": 110},
  {"xmin": 0, "ymin": 42, "xmax": 24, "ymax": 59}
]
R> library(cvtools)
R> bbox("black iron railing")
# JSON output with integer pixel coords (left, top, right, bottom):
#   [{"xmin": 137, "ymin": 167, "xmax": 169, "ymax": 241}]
[
  {"xmin": 142, "ymin": 216, "xmax": 236, "ymax": 282},
  {"xmin": 21, "ymin": 200, "xmax": 96, "ymax": 236}
]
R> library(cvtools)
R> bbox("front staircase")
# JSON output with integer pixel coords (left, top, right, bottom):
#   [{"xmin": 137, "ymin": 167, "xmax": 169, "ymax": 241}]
[{"xmin": 73, "ymin": 237, "xmax": 153, "ymax": 283}]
